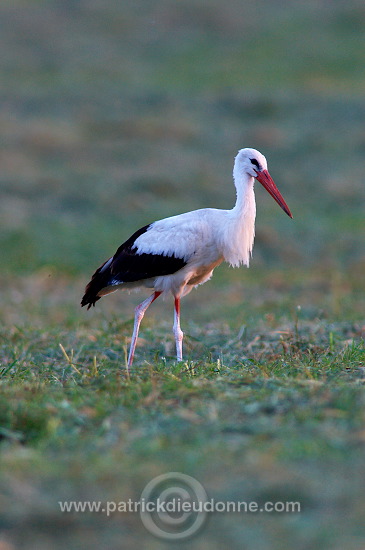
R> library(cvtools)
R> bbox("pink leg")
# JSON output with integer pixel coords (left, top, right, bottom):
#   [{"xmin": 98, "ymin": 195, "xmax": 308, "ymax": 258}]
[
  {"xmin": 173, "ymin": 297, "xmax": 183, "ymax": 362},
  {"xmin": 128, "ymin": 291, "xmax": 161, "ymax": 369}
]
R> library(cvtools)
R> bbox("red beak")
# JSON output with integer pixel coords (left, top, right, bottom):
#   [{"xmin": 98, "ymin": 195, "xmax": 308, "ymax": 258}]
[{"xmin": 255, "ymin": 170, "xmax": 293, "ymax": 218}]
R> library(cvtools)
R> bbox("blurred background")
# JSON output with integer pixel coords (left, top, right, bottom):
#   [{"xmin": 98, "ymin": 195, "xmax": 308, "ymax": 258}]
[{"xmin": 0, "ymin": 0, "xmax": 364, "ymax": 320}]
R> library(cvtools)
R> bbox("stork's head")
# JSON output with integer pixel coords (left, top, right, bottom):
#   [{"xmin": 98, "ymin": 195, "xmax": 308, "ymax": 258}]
[{"xmin": 234, "ymin": 148, "xmax": 293, "ymax": 219}]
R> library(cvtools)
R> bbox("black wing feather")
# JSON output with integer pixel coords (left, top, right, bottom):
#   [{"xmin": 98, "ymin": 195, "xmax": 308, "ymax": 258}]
[{"xmin": 81, "ymin": 224, "xmax": 187, "ymax": 309}]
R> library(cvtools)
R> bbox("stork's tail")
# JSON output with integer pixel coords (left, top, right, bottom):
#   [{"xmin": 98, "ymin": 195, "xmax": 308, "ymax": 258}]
[
  {"xmin": 81, "ymin": 257, "xmax": 113, "ymax": 310},
  {"xmin": 81, "ymin": 283, "xmax": 101, "ymax": 310}
]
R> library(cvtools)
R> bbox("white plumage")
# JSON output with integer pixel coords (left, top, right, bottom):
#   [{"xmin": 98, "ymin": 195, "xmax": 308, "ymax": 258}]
[{"xmin": 82, "ymin": 147, "xmax": 293, "ymax": 368}]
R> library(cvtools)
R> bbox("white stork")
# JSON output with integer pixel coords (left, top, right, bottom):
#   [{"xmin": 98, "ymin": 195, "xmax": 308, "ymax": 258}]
[{"xmin": 81, "ymin": 148, "xmax": 293, "ymax": 368}]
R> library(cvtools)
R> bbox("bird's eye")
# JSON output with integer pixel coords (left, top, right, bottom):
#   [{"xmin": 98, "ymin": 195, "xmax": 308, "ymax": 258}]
[{"xmin": 250, "ymin": 158, "xmax": 260, "ymax": 169}]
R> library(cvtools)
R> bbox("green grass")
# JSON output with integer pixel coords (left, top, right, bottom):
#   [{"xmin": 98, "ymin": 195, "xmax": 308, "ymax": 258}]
[
  {"xmin": 0, "ymin": 275, "xmax": 364, "ymax": 548},
  {"xmin": 0, "ymin": 1, "xmax": 365, "ymax": 548}
]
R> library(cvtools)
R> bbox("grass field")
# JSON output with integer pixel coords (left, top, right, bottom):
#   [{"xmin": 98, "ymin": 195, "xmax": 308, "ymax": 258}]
[{"xmin": 0, "ymin": 1, "xmax": 364, "ymax": 548}]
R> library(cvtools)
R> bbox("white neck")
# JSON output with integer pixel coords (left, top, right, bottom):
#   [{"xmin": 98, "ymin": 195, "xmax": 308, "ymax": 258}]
[
  {"xmin": 232, "ymin": 168, "xmax": 255, "ymax": 214},
  {"xmin": 221, "ymin": 169, "xmax": 256, "ymax": 267}
]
